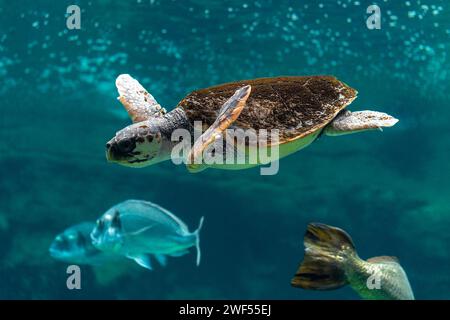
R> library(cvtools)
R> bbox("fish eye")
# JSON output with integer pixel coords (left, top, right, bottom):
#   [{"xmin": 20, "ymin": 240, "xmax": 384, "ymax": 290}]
[
  {"xmin": 58, "ymin": 236, "xmax": 70, "ymax": 248},
  {"xmin": 96, "ymin": 219, "xmax": 104, "ymax": 230},
  {"xmin": 67, "ymin": 233, "xmax": 76, "ymax": 240}
]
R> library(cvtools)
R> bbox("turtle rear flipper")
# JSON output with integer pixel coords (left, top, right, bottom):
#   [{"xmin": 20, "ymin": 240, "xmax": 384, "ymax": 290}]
[
  {"xmin": 115, "ymin": 74, "xmax": 166, "ymax": 123},
  {"xmin": 324, "ymin": 110, "xmax": 399, "ymax": 136},
  {"xmin": 186, "ymin": 85, "xmax": 251, "ymax": 173}
]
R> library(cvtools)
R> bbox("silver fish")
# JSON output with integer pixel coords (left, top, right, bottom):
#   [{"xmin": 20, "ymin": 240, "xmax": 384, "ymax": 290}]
[
  {"xmin": 49, "ymin": 222, "xmax": 119, "ymax": 265},
  {"xmin": 291, "ymin": 223, "xmax": 415, "ymax": 300},
  {"xmin": 90, "ymin": 200, "xmax": 204, "ymax": 270}
]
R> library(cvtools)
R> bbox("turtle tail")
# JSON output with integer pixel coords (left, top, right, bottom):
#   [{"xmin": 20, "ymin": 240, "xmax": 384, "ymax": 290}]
[{"xmin": 194, "ymin": 217, "xmax": 204, "ymax": 266}]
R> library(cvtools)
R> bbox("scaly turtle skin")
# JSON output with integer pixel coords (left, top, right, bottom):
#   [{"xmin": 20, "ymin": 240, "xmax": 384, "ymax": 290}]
[{"xmin": 105, "ymin": 75, "xmax": 398, "ymax": 172}]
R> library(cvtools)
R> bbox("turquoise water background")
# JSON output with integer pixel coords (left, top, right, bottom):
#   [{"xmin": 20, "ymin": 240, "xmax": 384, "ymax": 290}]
[{"xmin": 0, "ymin": 0, "xmax": 449, "ymax": 299}]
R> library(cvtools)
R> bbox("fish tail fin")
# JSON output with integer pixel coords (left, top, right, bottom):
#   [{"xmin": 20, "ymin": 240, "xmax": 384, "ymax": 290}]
[
  {"xmin": 194, "ymin": 216, "xmax": 204, "ymax": 267},
  {"xmin": 291, "ymin": 223, "xmax": 356, "ymax": 290}
]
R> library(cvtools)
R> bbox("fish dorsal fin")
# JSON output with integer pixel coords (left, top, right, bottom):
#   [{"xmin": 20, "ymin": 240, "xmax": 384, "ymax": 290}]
[
  {"xmin": 139, "ymin": 200, "xmax": 190, "ymax": 233},
  {"xmin": 122, "ymin": 205, "xmax": 189, "ymax": 236},
  {"xmin": 367, "ymin": 255, "xmax": 399, "ymax": 264},
  {"xmin": 115, "ymin": 74, "xmax": 166, "ymax": 123}
]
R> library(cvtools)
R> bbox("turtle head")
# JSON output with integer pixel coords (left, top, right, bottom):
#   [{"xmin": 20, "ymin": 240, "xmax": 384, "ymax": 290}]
[{"xmin": 106, "ymin": 121, "xmax": 163, "ymax": 167}]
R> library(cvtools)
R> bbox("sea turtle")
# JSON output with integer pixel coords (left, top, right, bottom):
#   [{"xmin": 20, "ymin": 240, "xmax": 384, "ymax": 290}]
[{"xmin": 106, "ymin": 75, "xmax": 398, "ymax": 172}]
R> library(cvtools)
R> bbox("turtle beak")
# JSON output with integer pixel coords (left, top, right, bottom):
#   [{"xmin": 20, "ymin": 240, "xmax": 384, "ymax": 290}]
[
  {"xmin": 105, "ymin": 140, "xmax": 138, "ymax": 166},
  {"xmin": 105, "ymin": 140, "xmax": 118, "ymax": 162}
]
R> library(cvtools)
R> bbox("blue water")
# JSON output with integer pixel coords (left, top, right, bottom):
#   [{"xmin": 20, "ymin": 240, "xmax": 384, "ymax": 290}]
[{"xmin": 0, "ymin": 0, "xmax": 449, "ymax": 299}]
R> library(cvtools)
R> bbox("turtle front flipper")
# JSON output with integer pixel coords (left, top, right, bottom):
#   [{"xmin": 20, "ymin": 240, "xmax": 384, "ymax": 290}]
[
  {"xmin": 324, "ymin": 110, "xmax": 399, "ymax": 136},
  {"xmin": 186, "ymin": 85, "xmax": 251, "ymax": 173},
  {"xmin": 115, "ymin": 74, "xmax": 166, "ymax": 123}
]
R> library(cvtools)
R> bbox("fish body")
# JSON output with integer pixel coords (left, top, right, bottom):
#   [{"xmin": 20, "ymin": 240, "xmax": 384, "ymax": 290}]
[
  {"xmin": 291, "ymin": 223, "xmax": 414, "ymax": 300},
  {"xmin": 90, "ymin": 200, "xmax": 204, "ymax": 270},
  {"xmin": 344, "ymin": 254, "xmax": 414, "ymax": 300},
  {"xmin": 49, "ymin": 222, "xmax": 119, "ymax": 265}
]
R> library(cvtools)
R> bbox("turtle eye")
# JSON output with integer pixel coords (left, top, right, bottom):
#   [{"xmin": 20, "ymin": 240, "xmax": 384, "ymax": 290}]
[{"xmin": 118, "ymin": 139, "xmax": 135, "ymax": 153}]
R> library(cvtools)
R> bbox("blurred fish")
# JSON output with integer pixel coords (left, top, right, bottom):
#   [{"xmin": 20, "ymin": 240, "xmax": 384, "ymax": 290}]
[
  {"xmin": 49, "ymin": 222, "xmax": 120, "ymax": 265},
  {"xmin": 291, "ymin": 223, "xmax": 415, "ymax": 300},
  {"xmin": 90, "ymin": 200, "xmax": 204, "ymax": 270}
]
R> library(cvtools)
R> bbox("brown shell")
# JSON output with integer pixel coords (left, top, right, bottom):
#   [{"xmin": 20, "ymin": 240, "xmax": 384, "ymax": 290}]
[{"xmin": 177, "ymin": 76, "xmax": 357, "ymax": 144}]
